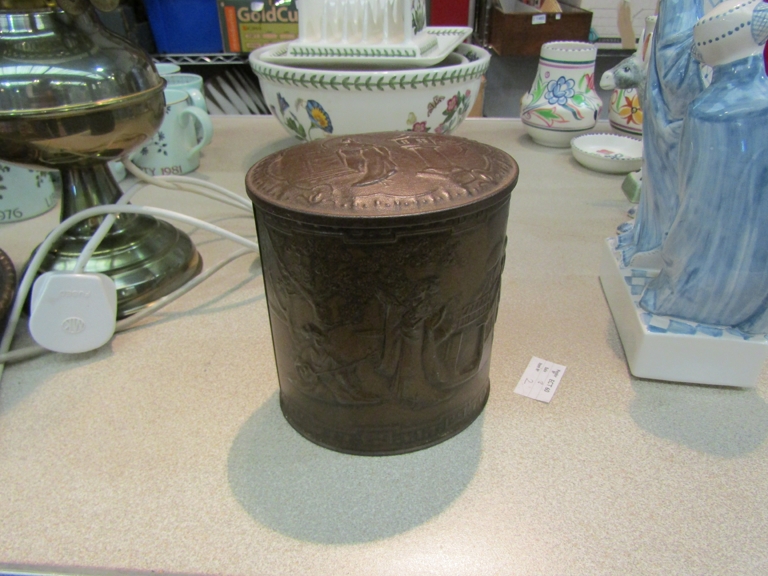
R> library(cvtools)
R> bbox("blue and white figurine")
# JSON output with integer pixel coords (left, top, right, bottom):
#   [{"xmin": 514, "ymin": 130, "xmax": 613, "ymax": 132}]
[
  {"xmin": 600, "ymin": 0, "xmax": 768, "ymax": 387},
  {"xmin": 617, "ymin": 0, "xmax": 708, "ymax": 266},
  {"xmin": 640, "ymin": 0, "xmax": 768, "ymax": 332}
]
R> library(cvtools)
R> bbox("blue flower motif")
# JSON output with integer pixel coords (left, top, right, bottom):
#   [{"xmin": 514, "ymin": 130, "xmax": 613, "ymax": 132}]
[
  {"xmin": 277, "ymin": 93, "xmax": 290, "ymax": 114},
  {"xmin": 545, "ymin": 76, "xmax": 575, "ymax": 106},
  {"xmin": 306, "ymin": 100, "xmax": 333, "ymax": 133}
]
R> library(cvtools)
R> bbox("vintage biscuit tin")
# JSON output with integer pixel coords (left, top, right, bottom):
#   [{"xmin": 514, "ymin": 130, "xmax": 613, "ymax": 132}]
[{"xmin": 246, "ymin": 132, "xmax": 519, "ymax": 455}]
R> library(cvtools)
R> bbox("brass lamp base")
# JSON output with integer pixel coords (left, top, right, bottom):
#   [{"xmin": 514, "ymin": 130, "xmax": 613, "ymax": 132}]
[
  {"xmin": 0, "ymin": 5, "xmax": 204, "ymax": 319},
  {"xmin": 33, "ymin": 163, "xmax": 202, "ymax": 319},
  {"xmin": 38, "ymin": 214, "xmax": 202, "ymax": 320}
]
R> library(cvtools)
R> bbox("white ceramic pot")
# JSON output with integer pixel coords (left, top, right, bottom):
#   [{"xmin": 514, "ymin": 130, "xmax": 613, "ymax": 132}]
[
  {"xmin": 249, "ymin": 43, "xmax": 490, "ymax": 141},
  {"xmin": 521, "ymin": 41, "xmax": 603, "ymax": 147}
]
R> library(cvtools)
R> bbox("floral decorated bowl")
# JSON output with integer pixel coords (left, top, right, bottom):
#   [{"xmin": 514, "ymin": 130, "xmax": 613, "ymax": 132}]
[
  {"xmin": 249, "ymin": 42, "xmax": 490, "ymax": 141},
  {"xmin": 570, "ymin": 133, "xmax": 643, "ymax": 174}
]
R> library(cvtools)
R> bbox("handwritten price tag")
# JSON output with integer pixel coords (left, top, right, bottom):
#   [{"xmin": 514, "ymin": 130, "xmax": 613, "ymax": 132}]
[{"xmin": 514, "ymin": 357, "xmax": 566, "ymax": 403}]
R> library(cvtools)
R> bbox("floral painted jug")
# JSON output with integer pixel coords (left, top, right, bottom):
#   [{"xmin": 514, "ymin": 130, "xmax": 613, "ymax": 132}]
[
  {"xmin": 607, "ymin": 15, "xmax": 657, "ymax": 136},
  {"xmin": 521, "ymin": 41, "xmax": 603, "ymax": 147}
]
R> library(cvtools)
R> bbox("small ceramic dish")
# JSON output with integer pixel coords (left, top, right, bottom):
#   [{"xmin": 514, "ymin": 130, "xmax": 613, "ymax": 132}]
[{"xmin": 570, "ymin": 133, "xmax": 643, "ymax": 174}]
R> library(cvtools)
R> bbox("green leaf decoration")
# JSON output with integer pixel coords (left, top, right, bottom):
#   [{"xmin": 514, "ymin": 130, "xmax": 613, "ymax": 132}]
[
  {"xmin": 535, "ymin": 109, "xmax": 562, "ymax": 121},
  {"xmin": 531, "ymin": 77, "xmax": 546, "ymax": 103}
]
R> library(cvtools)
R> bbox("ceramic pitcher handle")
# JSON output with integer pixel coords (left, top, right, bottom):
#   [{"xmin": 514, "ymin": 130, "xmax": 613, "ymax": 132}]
[
  {"xmin": 181, "ymin": 107, "xmax": 213, "ymax": 158},
  {"xmin": 185, "ymin": 88, "xmax": 208, "ymax": 112}
]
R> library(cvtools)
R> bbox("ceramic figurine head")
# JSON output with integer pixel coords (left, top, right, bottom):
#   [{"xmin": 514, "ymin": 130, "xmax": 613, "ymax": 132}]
[{"xmin": 693, "ymin": 0, "xmax": 768, "ymax": 65}]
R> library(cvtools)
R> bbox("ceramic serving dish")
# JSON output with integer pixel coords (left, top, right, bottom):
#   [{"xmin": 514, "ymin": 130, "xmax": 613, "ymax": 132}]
[
  {"xmin": 249, "ymin": 42, "xmax": 490, "ymax": 141},
  {"xmin": 570, "ymin": 133, "xmax": 643, "ymax": 174},
  {"xmin": 260, "ymin": 26, "xmax": 473, "ymax": 68}
]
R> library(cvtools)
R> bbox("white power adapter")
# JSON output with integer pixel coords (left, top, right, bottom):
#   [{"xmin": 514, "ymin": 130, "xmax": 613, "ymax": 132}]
[{"xmin": 29, "ymin": 271, "xmax": 118, "ymax": 354}]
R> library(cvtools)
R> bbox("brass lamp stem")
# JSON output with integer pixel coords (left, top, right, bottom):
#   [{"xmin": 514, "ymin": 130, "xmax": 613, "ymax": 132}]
[{"xmin": 59, "ymin": 163, "xmax": 134, "ymax": 237}]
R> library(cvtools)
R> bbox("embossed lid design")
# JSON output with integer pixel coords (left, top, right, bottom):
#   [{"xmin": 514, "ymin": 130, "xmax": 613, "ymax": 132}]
[{"xmin": 246, "ymin": 132, "xmax": 519, "ymax": 222}]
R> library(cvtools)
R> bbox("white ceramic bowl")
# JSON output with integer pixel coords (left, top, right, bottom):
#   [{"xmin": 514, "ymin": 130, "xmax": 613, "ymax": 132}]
[
  {"xmin": 249, "ymin": 42, "xmax": 490, "ymax": 141},
  {"xmin": 570, "ymin": 133, "xmax": 643, "ymax": 174}
]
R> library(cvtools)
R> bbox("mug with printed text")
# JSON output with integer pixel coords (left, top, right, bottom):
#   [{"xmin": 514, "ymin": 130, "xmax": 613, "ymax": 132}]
[
  {"xmin": 131, "ymin": 89, "xmax": 214, "ymax": 176},
  {"xmin": 0, "ymin": 161, "xmax": 60, "ymax": 223}
]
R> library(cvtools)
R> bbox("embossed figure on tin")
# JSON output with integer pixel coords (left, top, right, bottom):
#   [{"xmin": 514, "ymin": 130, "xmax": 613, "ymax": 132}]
[{"xmin": 247, "ymin": 132, "xmax": 518, "ymax": 454}]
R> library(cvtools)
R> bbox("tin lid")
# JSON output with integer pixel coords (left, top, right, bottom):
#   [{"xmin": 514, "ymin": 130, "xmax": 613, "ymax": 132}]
[{"xmin": 246, "ymin": 132, "xmax": 519, "ymax": 223}]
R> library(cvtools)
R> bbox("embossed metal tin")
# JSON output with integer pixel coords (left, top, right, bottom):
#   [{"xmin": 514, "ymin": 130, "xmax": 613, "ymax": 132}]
[{"xmin": 246, "ymin": 132, "xmax": 519, "ymax": 455}]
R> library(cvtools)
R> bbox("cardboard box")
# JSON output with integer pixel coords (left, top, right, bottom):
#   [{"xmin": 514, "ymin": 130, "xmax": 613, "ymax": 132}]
[
  {"xmin": 218, "ymin": 0, "xmax": 299, "ymax": 53},
  {"xmin": 489, "ymin": 0, "xmax": 593, "ymax": 56}
]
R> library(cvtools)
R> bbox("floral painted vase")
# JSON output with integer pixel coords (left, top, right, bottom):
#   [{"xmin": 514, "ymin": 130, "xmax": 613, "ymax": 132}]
[
  {"xmin": 608, "ymin": 88, "xmax": 643, "ymax": 135},
  {"xmin": 607, "ymin": 15, "xmax": 657, "ymax": 136},
  {"xmin": 520, "ymin": 41, "xmax": 603, "ymax": 147}
]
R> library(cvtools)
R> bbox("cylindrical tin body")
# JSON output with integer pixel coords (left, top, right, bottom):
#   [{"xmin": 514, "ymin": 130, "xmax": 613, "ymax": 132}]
[{"xmin": 246, "ymin": 132, "xmax": 518, "ymax": 455}]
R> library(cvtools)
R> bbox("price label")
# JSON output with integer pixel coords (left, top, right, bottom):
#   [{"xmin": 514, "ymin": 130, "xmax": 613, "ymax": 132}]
[
  {"xmin": 514, "ymin": 356, "xmax": 566, "ymax": 403},
  {"xmin": 532, "ymin": 14, "xmax": 547, "ymax": 25}
]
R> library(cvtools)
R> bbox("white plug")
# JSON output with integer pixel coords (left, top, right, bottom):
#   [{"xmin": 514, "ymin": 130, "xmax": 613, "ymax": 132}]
[{"xmin": 29, "ymin": 272, "xmax": 117, "ymax": 353}]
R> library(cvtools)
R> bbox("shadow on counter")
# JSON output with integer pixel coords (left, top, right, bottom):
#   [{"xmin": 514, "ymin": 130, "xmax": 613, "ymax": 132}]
[
  {"xmin": 228, "ymin": 392, "xmax": 482, "ymax": 544},
  {"xmin": 629, "ymin": 380, "xmax": 768, "ymax": 457}
]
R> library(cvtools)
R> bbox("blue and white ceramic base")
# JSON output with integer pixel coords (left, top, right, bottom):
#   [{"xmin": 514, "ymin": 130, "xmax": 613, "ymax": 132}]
[{"xmin": 600, "ymin": 238, "xmax": 768, "ymax": 387}]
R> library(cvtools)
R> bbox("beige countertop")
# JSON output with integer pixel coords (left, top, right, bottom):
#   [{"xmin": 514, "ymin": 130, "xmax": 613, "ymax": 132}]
[{"xmin": 1, "ymin": 117, "xmax": 766, "ymax": 576}]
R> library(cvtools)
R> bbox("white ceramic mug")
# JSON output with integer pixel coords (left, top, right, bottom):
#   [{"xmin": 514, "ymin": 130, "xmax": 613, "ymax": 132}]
[
  {"xmin": 131, "ymin": 89, "xmax": 214, "ymax": 176},
  {"xmin": 154, "ymin": 62, "xmax": 181, "ymax": 75},
  {"xmin": 0, "ymin": 161, "xmax": 60, "ymax": 223},
  {"xmin": 162, "ymin": 72, "xmax": 208, "ymax": 112}
]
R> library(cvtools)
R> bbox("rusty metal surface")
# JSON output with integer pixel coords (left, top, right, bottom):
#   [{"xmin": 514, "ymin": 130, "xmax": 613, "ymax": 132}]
[{"xmin": 246, "ymin": 132, "xmax": 519, "ymax": 455}]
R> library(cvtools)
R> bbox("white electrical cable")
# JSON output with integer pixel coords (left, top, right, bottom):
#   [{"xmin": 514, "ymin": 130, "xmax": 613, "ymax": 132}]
[
  {"xmin": 122, "ymin": 158, "xmax": 252, "ymax": 211},
  {"xmin": 76, "ymin": 161, "xmax": 255, "ymax": 274},
  {"xmin": 0, "ymin": 248, "xmax": 254, "ymax": 365},
  {"xmin": 73, "ymin": 175, "xmax": 137, "ymax": 274},
  {"xmin": 114, "ymin": 247, "xmax": 253, "ymax": 332},
  {"xmin": 0, "ymin": 179, "xmax": 260, "ymax": 377},
  {"xmin": 161, "ymin": 176, "xmax": 252, "ymax": 210}
]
